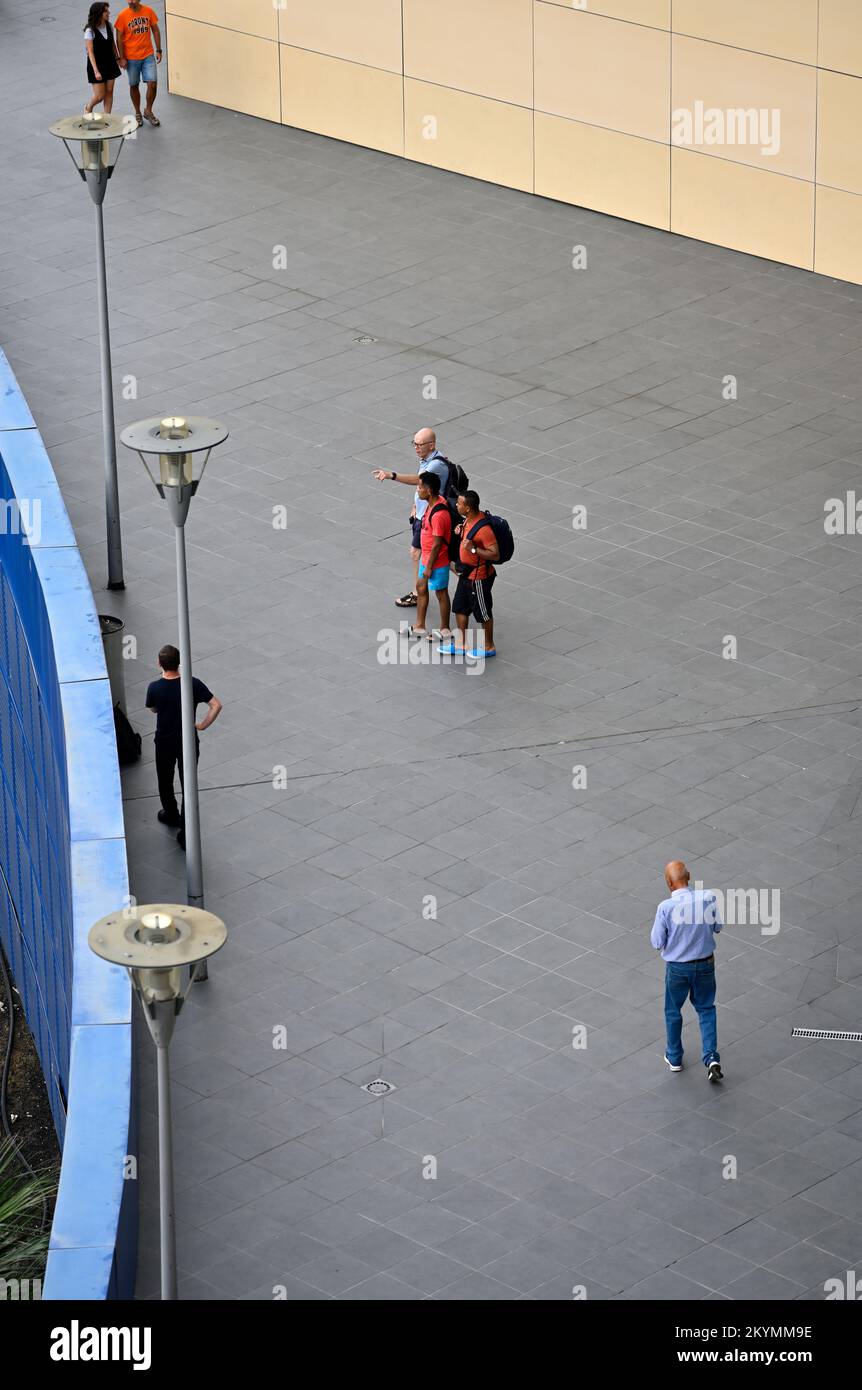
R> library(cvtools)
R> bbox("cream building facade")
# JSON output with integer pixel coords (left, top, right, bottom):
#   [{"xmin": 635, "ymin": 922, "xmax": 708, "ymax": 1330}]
[{"xmin": 166, "ymin": 1, "xmax": 862, "ymax": 286}]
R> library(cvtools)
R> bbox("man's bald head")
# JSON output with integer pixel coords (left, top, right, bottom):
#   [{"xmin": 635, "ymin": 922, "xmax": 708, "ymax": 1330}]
[
  {"xmin": 413, "ymin": 427, "xmax": 437, "ymax": 459},
  {"xmin": 664, "ymin": 860, "xmax": 690, "ymax": 891}
]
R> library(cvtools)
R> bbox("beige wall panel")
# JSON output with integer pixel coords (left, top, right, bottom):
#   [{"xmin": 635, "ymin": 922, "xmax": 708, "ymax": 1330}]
[
  {"xmin": 819, "ymin": 0, "xmax": 862, "ymax": 80},
  {"xmin": 281, "ymin": 47, "xmax": 403, "ymax": 155},
  {"xmin": 277, "ymin": 0, "xmax": 402, "ymax": 74},
  {"xmin": 671, "ymin": 149, "xmax": 814, "ymax": 269},
  {"xmin": 815, "ymin": 185, "xmax": 862, "ymax": 285},
  {"xmin": 817, "ymin": 71, "xmax": 862, "ymax": 195},
  {"xmin": 672, "ymin": 35, "xmax": 816, "ymax": 181},
  {"xmin": 167, "ymin": 0, "xmax": 277, "ymax": 41},
  {"xmin": 535, "ymin": 113, "xmax": 669, "ymax": 228},
  {"xmin": 404, "ymin": 81, "xmax": 533, "ymax": 192},
  {"xmin": 403, "ymin": 0, "xmax": 532, "ymax": 107},
  {"xmin": 534, "ymin": 7, "xmax": 669, "ymax": 142},
  {"xmin": 537, "ymin": 1, "xmax": 670, "ymax": 28},
  {"xmin": 672, "ymin": 0, "xmax": 817, "ymax": 65},
  {"xmin": 168, "ymin": 18, "xmax": 280, "ymax": 123}
]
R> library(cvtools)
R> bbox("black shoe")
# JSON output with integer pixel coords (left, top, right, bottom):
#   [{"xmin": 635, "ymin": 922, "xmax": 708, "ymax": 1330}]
[
  {"xmin": 707, "ymin": 1061, "xmax": 723, "ymax": 1083},
  {"xmin": 176, "ymin": 831, "xmax": 185, "ymax": 850},
  {"xmin": 158, "ymin": 810, "xmax": 182, "ymax": 828}
]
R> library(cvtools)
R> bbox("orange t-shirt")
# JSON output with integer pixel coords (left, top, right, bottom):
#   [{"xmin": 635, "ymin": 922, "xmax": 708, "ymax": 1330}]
[{"xmin": 115, "ymin": 5, "xmax": 158, "ymax": 60}]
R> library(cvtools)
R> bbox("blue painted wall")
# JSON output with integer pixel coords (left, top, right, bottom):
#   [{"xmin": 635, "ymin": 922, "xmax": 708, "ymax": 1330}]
[{"xmin": 0, "ymin": 351, "xmax": 136, "ymax": 1300}]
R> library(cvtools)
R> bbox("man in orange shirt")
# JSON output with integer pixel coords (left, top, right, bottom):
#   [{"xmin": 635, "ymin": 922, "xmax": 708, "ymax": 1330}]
[
  {"xmin": 411, "ymin": 471, "xmax": 452, "ymax": 639},
  {"xmin": 115, "ymin": 1, "xmax": 162, "ymax": 127},
  {"xmin": 439, "ymin": 490, "xmax": 499, "ymax": 660}
]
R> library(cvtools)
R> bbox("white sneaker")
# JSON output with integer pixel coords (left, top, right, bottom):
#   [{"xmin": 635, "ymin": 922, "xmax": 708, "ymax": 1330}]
[{"xmin": 664, "ymin": 1055, "xmax": 683, "ymax": 1072}]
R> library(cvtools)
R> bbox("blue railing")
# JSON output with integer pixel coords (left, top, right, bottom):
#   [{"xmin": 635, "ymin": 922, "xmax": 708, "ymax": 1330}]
[{"xmin": 0, "ymin": 350, "xmax": 136, "ymax": 1300}]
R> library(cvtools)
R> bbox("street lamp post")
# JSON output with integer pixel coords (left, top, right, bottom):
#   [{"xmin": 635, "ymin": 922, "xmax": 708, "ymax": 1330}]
[
  {"xmin": 49, "ymin": 112, "xmax": 128, "ymax": 590},
  {"xmin": 120, "ymin": 416, "xmax": 229, "ymax": 980},
  {"xmin": 88, "ymin": 903, "xmax": 227, "ymax": 1299}
]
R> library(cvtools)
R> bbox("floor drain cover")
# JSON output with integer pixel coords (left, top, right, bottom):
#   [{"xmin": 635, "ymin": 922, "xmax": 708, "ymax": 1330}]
[
  {"xmin": 362, "ymin": 1078, "xmax": 394, "ymax": 1096},
  {"xmin": 355, "ymin": 335, "xmax": 377, "ymax": 344},
  {"xmin": 792, "ymin": 1026, "xmax": 862, "ymax": 1043}
]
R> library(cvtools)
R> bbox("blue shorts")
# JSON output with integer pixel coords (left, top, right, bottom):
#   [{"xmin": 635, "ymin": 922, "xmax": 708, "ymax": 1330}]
[
  {"xmin": 127, "ymin": 55, "xmax": 157, "ymax": 85},
  {"xmin": 418, "ymin": 562, "xmax": 449, "ymax": 592}
]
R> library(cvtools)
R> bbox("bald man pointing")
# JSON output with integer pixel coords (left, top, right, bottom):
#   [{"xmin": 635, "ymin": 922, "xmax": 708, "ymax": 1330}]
[
  {"xmin": 373, "ymin": 428, "xmax": 451, "ymax": 608},
  {"xmin": 651, "ymin": 861, "xmax": 723, "ymax": 1082}
]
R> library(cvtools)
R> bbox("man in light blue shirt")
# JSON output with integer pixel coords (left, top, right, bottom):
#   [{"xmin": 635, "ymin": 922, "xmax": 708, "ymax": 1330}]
[
  {"xmin": 372, "ymin": 427, "xmax": 451, "ymax": 607},
  {"xmin": 651, "ymin": 860, "xmax": 723, "ymax": 1081}
]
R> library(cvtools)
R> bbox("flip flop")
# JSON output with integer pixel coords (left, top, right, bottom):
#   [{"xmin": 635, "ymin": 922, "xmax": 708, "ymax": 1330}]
[
  {"xmin": 406, "ymin": 626, "xmax": 431, "ymax": 639},
  {"xmin": 437, "ymin": 643, "xmax": 466, "ymax": 656},
  {"xmin": 395, "ymin": 592, "xmax": 417, "ymax": 607},
  {"xmin": 466, "ymin": 648, "xmax": 496, "ymax": 659}
]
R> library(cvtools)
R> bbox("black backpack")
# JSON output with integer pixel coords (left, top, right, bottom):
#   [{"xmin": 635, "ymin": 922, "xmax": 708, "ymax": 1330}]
[
  {"xmin": 466, "ymin": 512, "xmax": 514, "ymax": 566},
  {"xmin": 428, "ymin": 499, "xmax": 460, "ymax": 560},
  {"xmin": 437, "ymin": 455, "xmax": 469, "ymax": 502},
  {"xmin": 114, "ymin": 703, "xmax": 142, "ymax": 765}
]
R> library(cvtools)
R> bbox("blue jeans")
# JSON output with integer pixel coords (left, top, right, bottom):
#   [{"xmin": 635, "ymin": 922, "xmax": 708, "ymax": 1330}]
[{"xmin": 664, "ymin": 958, "xmax": 719, "ymax": 1067}]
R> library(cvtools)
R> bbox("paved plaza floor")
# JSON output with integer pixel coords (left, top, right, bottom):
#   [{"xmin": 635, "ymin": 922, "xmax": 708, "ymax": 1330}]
[{"xmin": 4, "ymin": 1, "xmax": 862, "ymax": 1301}]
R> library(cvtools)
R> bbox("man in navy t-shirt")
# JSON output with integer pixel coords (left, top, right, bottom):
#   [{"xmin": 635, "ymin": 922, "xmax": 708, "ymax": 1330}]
[{"xmin": 146, "ymin": 643, "xmax": 222, "ymax": 847}]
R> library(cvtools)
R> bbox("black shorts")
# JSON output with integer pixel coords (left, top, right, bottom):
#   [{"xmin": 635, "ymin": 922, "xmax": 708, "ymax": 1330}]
[
  {"xmin": 410, "ymin": 517, "xmax": 422, "ymax": 549},
  {"xmin": 453, "ymin": 572, "xmax": 494, "ymax": 620}
]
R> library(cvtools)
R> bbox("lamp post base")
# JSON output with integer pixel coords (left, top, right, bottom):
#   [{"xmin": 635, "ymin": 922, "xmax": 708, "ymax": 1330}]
[{"xmin": 106, "ymin": 580, "xmax": 126, "ymax": 591}]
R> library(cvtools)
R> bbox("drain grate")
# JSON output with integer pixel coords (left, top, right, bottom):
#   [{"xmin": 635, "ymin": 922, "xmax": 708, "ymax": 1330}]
[
  {"xmin": 354, "ymin": 335, "xmax": 377, "ymax": 344},
  {"xmin": 792, "ymin": 1026, "xmax": 862, "ymax": 1043},
  {"xmin": 362, "ymin": 1078, "xmax": 394, "ymax": 1096}
]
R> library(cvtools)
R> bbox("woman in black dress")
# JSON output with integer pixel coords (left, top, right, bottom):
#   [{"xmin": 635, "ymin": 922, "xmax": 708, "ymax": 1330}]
[{"xmin": 83, "ymin": 3, "xmax": 121, "ymax": 114}]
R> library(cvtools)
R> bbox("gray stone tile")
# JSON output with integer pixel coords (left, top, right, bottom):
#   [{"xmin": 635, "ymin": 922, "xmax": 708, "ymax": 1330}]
[
  {"xmin": 432, "ymin": 1272, "xmax": 518, "ymax": 1300},
  {"xmin": 291, "ymin": 1250, "xmax": 379, "ymax": 1296},
  {"xmin": 337, "ymin": 1274, "xmax": 428, "ymax": 1300},
  {"xmin": 389, "ymin": 1249, "xmax": 469, "ymax": 1295},
  {"xmin": 618, "ymin": 1268, "xmax": 713, "ymax": 1300},
  {"xmin": 723, "ymin": 1267, "xmax": 808, "ymax": 1300},
  {"xmin": 670, "ymin": 1243, "xmax": 756, "ymax": 1291}
]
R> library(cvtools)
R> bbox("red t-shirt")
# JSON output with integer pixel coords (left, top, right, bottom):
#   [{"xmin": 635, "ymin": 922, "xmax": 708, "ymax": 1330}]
[
  {"xmin": 420, "ymin": 500, "xmax": 451, "ymax": 569},
  {"xmin": 460, "ymin": 516, "xmax": 496, "ymax": 580}
]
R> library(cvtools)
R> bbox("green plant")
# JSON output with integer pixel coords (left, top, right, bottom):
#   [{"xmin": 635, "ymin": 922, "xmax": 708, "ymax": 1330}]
[{"xmin": 0, "ymin": 1139, "xmax": 54, "ymax": 1282}]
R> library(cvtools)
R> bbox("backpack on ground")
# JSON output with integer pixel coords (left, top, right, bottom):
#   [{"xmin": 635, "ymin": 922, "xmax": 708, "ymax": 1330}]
[
  {"xmin": 437, "ymin": 455, "xmax": 470, "ymax": 502},
  {"xmin": 467, "ymin": 512, "xmax": 514, "ymax": 565},
  {"xmin": 114, "ymin": 703, "xmax": 142, "ymax": 765}
]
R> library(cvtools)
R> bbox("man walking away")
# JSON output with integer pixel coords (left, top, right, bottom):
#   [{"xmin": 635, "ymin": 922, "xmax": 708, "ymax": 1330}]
[
  {"xmin": 371, "ymin": 427, "xmax": 451, "ymax": 608},
  {"xmin": 146, "ymin": 644, "xmax": 221, "ymax": 849},
  {"xmin": 651, "ymin": 860, "xmax": 723, "ymax": 1081},
  {"xmin": 438, "ymin": 490, "xmax": 499, "ymax": 661},
  {"xmin": 115, "ymin": 0, "xmax": 162, "ymax": 127}
]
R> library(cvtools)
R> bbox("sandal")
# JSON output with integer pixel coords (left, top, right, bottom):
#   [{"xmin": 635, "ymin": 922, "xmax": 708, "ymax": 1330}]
[
  {"xmin": 406, "ymin": 626, "xmax": 431, "ymax": 639},
  {"xmin": 395, "ymin": 592, "xmax": 417, "ymax": 607},
  {"xmin": 143, "ymin": 110, "xmax": 161, "ymax": 126},
  {"xmin": 135, "ymin": 111, "xmax": 143, "ymax": 127}
]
